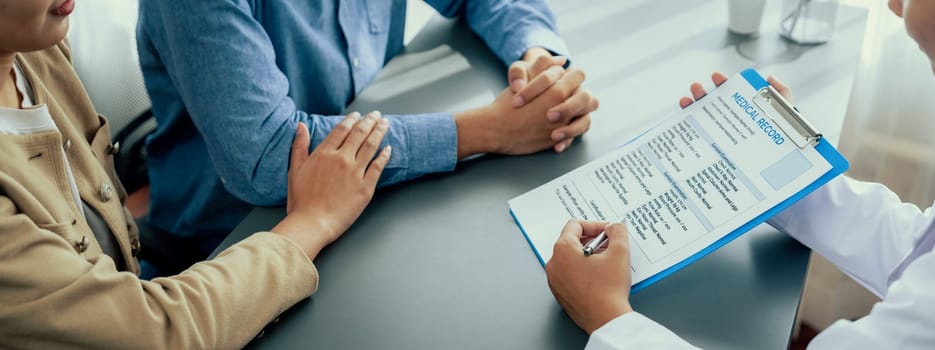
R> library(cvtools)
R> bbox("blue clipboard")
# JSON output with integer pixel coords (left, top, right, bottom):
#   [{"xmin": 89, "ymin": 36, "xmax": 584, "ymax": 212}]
[{"xmin": 510, "ymin": 68, "xmax": 849, "ymax": 294}]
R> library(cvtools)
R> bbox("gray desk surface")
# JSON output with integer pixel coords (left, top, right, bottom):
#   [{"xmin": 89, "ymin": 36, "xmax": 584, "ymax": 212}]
[{"xmin": 213, "ymin": 1, "xmax": 868, "ymax": 349}]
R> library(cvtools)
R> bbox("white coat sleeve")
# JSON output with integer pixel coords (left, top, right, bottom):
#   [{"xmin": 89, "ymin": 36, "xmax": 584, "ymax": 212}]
[
  {"xmin": 807, "ymin": 249, "xmax": 935, "ymax": 349},
  {"xmin": 768, "ymin": 176, "xmax": 935, "ymax": 296},
  {"xmin": 585, "ymin": 312, "xmax": 699, "ymax": 350}
]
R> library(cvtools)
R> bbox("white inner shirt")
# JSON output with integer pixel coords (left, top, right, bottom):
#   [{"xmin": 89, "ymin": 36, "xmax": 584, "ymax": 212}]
[{"xmin": 1, "ymin": 62, "xmax": 85, "ymax": 219}]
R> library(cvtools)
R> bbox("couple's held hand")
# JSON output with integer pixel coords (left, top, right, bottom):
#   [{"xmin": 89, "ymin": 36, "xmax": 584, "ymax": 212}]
[
  {"xmin": 678, "ymin": 72, "xmax": 793, "ymax": 109},
  {"xmin": 509, "ymin": 48, "xmax": 599, "ymax": 153},
  {"xmin": 545, "ymin": 220, "xmax": 634, "ymax": 335},
  {"xmin": 508, "ymin": 47, "xmax": 568, "ymax": 107},
  {"xmin": 273, "ymin": 111, "xmax": 392, "ymax": 259},
  {"xmin": 454, "ymin": 49, "xmax": 599, "ymax": 157}
]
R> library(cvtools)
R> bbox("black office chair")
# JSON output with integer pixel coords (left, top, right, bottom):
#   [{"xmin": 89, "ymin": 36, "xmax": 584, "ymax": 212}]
[
  {"xmin": 111, "ymin": 109, "xmax": 156, "ymax": 194},
  {"xmin": 111, "ymin": 111, "xmax": 204, "ymax": 276}
]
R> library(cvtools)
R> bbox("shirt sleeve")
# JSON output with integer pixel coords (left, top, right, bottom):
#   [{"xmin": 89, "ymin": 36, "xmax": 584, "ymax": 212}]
[
  {"xmin": 806, "ymin": 250, "xmax": 935, "ymax": 349},
  {"xmin": 0, "ymin": 196, "xmax": 318, "ymax": 349},
  {"xmin": 424, "ymin": 0, "xmax": 571, "ymax": 65},
  {"xmin": 767, "ymin": 176, "xmax": 935, "ymax": 297},
  {"xmin": 585, "ymin": 312, "xmax": 700, "ymax": 350},
  {"xmin": 138, "ymin": 0, "xmax": 457, "ymax": 206}
]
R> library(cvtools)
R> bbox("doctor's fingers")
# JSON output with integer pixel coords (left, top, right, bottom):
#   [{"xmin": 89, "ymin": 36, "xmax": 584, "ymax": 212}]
[
  {"xmin": 574, "ymin": 223, "xmax": 616, "ymax": 250},
  {"xmin": 577, "ymin": 220, "xmax": 613, "ymax": 238},
  {"xmin": 555, "ymin": 219, "xmax": 607, "ymax": 247},
  {"xmin": 711, "ymin": 72, "xmax": 729, "ymax": 87},
  {"xmin": 679, "ymin": 72, "xmax": 729, "ymax": 109},
  {"xmin": 690, "ymin": 82, "xmax": 707, "ymax": 101},
  {"xmin": 694, "ymin": 72, "xmax": 728, "ymax": 98},
  {"xmin": 556, "ymin": 220, "xmax": 587, "ymax": 248},
  {"xmin": 679, "ymin": 96, "xmax": 696, "ymax": 109},
  {"xmin": 339, "ymin": 111, "xmax": 381, "ymax": 153},
  {"xmin": 603, "ymin": 223, "xmax": 631, "ymax": 257},
  {"xmin": 677, "ymin": 83, "xmax": 710, "ymax": 109},
  {"xmin": 767, "ymin": 75, "xmax": 794, "ymax": 102}
]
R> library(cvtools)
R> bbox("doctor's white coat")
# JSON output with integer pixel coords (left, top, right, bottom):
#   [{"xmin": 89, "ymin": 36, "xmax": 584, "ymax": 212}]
[{"xmin": 585, "ymin": 176, "xmax": 935, "ymax": 349}]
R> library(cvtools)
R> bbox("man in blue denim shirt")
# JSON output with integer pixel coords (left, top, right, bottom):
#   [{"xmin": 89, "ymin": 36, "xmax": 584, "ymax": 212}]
[{"xmin": 137, "ymin": 1, "xmax": 599, "ymax": 258}]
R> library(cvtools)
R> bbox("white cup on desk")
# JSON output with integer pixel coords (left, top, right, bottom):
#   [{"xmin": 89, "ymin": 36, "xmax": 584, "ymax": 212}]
[{"xmin": 728, "ymin": 0, "xmax": 768, "ymax": 35}]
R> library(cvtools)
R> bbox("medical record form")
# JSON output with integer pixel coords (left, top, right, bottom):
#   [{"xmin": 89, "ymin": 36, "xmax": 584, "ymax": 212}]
[{"xmin": 509, "ymin": 69, "xmax": 848, "ymax": 293}]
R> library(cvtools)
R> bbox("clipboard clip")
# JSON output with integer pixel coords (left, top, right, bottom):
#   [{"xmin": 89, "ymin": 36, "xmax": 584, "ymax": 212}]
[{"xmin": 752, "ymin": 86, "xmax": 822, "ymax": 148}]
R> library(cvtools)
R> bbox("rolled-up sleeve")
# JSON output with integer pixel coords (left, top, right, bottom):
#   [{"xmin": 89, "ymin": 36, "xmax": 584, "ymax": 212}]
[{"xmin": 425, "ymin": 0, "xmax": 571, "ymax": 65}]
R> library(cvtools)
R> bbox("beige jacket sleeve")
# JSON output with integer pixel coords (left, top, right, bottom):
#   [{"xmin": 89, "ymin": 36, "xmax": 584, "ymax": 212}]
[{"xmin": 0, "ymin": 195, "xmax": 319, "ymax": 350}]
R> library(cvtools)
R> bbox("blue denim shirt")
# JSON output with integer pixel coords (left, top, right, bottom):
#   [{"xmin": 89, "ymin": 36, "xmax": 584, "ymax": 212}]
[{"xmin": 137, "ymin": 0, "xmax": 569, "ymax": 247}]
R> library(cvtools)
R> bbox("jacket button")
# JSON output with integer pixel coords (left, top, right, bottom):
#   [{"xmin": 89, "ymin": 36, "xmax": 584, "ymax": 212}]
[
  {"xmin": 99, "ymin": 184, "xmax": 114, "ymax": 202},
  {"xmin": 74, "ymin": 235, "xmax": 89, "ymax": 253},
  {"xmin": 107, "ymin": 142, "xmax": 121, "ymax": 155},
  {"xmin": 130, "ymin": 238, "xmax": 141, "ymax": 256},
  {"xmin": 63, "ymin": 139, "xmax": 72, "ymax": 151}
]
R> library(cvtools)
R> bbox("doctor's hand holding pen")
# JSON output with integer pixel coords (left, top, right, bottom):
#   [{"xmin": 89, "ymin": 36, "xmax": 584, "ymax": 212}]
[
  {"xmin": 545, "ymin": 220, "xmax": 634, "ymax": 334},
  {"xmin": 272, "ymin": 111, "xmax": 392, "ymax": 261}
]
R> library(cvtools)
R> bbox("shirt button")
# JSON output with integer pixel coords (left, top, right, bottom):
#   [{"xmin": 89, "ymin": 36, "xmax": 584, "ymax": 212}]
[
  {"xmin": 63, "ymin": 139, "xmax": 72, "ymax": 151},
  {"xmin": 107, "ymin": 141, "xmax": 121, "ymax": 155},
  {"xmin": 99, "ymin": 183, "xmax": 114, "ymax": 202},
  {"xmin": 74, "ymin": 235, "xmax": 89, "ymax": 253},
  {"xmin": 352, "ymin": 57, "xmax": 360, "ymax": 68}
]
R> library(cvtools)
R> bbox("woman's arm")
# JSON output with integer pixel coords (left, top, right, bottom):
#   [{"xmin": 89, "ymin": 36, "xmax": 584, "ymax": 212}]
[{"xmin": 0, "ymin": 112, "xmax": 390, "ymax": 349}]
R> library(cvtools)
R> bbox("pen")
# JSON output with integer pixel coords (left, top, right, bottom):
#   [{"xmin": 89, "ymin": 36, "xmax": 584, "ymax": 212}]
[{"xmin": 582, "ymin": 231, "xmax": 608, "ymax": 256}]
